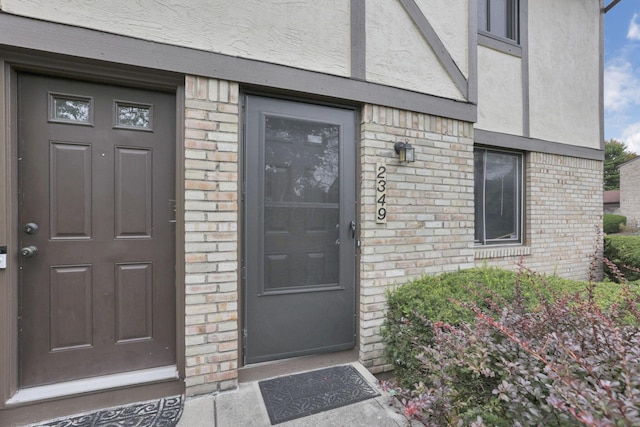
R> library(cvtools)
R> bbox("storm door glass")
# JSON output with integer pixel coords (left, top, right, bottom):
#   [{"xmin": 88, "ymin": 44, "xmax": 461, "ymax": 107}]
[{"xmin": 263, "ymin": 116, "xmax": 340, "ymax": 292}]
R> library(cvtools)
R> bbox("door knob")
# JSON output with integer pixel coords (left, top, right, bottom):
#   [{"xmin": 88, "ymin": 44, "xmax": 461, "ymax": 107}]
[
  {"xmin": 20, "ymin": 246, "xmax": 38, "ymax": 258},
  {"xmin": 24, "ymin": 223, "xmax": 39, "ymax": 234}
]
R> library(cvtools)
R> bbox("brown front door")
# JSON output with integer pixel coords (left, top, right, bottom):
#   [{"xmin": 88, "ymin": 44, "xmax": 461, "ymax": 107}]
[{"xmin": 18, "ymin": 74, "xmax": 176, "ymax": 387}]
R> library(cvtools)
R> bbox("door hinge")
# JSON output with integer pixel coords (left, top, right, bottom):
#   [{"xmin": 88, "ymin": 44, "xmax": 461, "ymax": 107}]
[
  {"xmin": 241, "ymin": 265, "xmax": 247, "ymax": 280},
  {"xmin": 242, "ymin": 328, "xmax": 248, "ymax": 348}
]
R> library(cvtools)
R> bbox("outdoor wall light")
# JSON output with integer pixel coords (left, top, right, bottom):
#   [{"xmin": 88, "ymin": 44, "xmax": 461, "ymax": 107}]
[{"xmin": 394, "ymin": 140, "xmax": 415, "ymax": 163}]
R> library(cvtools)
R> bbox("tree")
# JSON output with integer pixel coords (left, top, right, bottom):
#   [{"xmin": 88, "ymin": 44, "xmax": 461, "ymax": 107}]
[{"xmin": 604, "ymin": 139, "xmax": 636, "ymax": 190}]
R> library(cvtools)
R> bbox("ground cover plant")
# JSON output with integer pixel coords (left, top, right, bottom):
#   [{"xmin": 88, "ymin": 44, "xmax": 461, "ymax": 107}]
[{"xmin": 382, "ymin": 255, "xmax": 640, "ymax": 426}]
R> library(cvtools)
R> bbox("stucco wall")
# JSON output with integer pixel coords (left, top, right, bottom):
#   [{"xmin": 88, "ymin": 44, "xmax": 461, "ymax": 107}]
[
  {"xmin": 0, "ymin": 0, "xmax": 351, "ymax": 77},
  {"xmin": 528, "ymin": 0, "xmax": 601, "ymax": 149},
  {"xmin": 415, "ymin": 0, "xmax": 469, "ymax": 79},
  {"xmin": 476, "ymin": 46, "xmax": 523, "ymax": 135},
  {"xmin": 2, "ymin": 0, "xmax": 472, "ymax": 104},
  {"xmin": 365, "ymin": 0, "xmax": 465, "ymax": 101}
]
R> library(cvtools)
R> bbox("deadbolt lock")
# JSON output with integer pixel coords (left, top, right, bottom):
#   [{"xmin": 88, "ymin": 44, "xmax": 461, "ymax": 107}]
[{"xmin": 24, "ymin": 223, "xmax": 39, "ymax": 234}]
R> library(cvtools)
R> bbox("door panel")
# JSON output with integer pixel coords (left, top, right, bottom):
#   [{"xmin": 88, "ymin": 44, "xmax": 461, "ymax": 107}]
[
  {"xmin": 244, "ymin": 96, "xmax": 356, "ymax": 364},
  {"xmin": 18, "ymin": 74, "xmax": 176, "ymax": 387}
]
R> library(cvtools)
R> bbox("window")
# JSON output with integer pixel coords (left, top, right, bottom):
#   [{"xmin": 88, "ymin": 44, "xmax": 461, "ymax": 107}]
[
  {"xmin": 478, "ymin": 0, "xmax": 519, "ymax": 43},
  {"xmin": 114, "ymin": 101, "xmax": 153, "ymax": 130},
  {"xmin": 474, "ymin": 148, "xmax": 522, "ymax": 245},
  {"xmin": 48, "ymin": 93, "xmax": 93, "ymax": 125}
]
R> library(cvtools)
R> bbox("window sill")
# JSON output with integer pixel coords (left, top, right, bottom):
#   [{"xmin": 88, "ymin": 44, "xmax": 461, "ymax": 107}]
[
  {"xmin": 478, "ymin": 32, "xmax": 522, "ymax": 57},
  {"xmin": 475, "ymin": 245, "xmax": 531, "ymax": 260}
]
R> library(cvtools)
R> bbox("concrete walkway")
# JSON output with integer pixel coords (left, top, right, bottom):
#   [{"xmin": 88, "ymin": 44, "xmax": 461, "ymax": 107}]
[{"xmin": 176, "ymin": 363, "xmax": 413, "ymax": 427}]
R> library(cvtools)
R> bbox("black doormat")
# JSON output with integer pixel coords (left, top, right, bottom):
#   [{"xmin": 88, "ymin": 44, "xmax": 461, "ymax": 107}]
[
  {"xmin": 258, "ymin": 365, "xmax": 380, "ymax": 425},
  {"xmin": 33, "ymin": 395, "xmax": 184, "ymax": 427}
]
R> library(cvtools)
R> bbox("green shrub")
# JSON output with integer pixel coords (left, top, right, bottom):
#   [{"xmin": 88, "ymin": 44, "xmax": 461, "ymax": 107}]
[
  {"xmin": 382, "ymin": 265, "xmax": 640, "ymax": 425},
  {"xmin": 603, "ymin": 213, "xmax": 626, "ymax": 234},
  {"xmin": 605, "ymin": 234, "xmax": 640, "ymax": 281},
  {"xmin": 383, "ymin": 266, "xmax": 634, "ymax": 388}
]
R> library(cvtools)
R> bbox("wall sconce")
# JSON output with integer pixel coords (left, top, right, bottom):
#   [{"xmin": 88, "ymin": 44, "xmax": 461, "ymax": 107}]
[{"xmin": 394, "ymin": 140, "xmax": 415, "ymax": 163}]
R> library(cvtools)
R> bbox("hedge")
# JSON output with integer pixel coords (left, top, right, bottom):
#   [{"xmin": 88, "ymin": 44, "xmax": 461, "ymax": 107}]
[
  {"xmin": 605, "ymin": 234, "xmax": 640, "ymax": 281},
  {"xmin": 603, "ymin": 213, "xmax": 626, "ymax": 234},
  {"xmin": 382, "ymin": 266, "xmax": 638, "ymax": 388}
]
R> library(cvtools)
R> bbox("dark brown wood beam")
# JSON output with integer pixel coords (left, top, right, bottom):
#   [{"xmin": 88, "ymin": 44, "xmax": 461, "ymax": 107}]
[{"xmin": 605, "ymin": 0, "xmax": 623, "ymax": 14}]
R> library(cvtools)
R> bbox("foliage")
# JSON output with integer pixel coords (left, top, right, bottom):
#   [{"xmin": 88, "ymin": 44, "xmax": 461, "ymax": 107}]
[
  {"xmin": 383, "ymin": 266, "xmax": 626, "ymax": 389},
  {"xmin": 603, "ymin": 213, "xmax": 627, "ymax": 234},
  {"xmin": 382, "ymin": 261, "xmax": 640, "ymax": 426},
  {"xmin": 605, "ymin": 234, "xmax": 640, "ymax": 281},
  {"xmin": 604, "ymin": 139, "xmax": 636, "ymax": 190}
]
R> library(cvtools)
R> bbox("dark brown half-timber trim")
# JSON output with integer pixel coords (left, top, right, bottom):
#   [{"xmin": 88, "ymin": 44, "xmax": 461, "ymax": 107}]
[
  {"xmin": 0, "ymin": 12, "xmax": 476, "ymax": 123},
  {"xmin": 475, "ymin": 129, "xmax": 605, "ymax": 161},
  {"xmin": 468, "ymin": 0, "xmax": 478, "ymax": 105},
  {"xmin": 350, "ymin": 0, "xmax": 366, "ymax": 81},
  {"xmin": 0, "ymin": 53, "xmax": 185, "ymax": 426}
]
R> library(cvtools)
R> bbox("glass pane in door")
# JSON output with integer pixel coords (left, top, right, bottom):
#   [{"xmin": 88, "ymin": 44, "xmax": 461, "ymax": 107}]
[{"xmin": 263, "ymin": 116, "xmax": 340, "ymax": 292}]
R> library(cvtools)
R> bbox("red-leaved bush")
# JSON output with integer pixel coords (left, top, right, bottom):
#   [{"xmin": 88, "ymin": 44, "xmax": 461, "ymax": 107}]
[{"xmin": 382, "ymin": 241, "xmax": 640, "ymax": 426}]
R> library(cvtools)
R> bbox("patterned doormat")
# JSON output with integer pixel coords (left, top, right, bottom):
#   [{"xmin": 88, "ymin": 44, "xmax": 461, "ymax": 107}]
[
  {"xmin": 33, "ymin": 395, "xmax": 184, "ymax": 427},
  {"xmin": 258, "ymin": 365, "xmax": 380, "ymax": 425}
]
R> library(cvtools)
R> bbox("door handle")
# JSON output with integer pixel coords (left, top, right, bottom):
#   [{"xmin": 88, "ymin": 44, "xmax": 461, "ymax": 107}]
[
  {"xmin": 350, "ymin": 220, "xmax": 356, "ymax": 238},
  {"xmin": 20, "ymin": 246, "xmax": 38, "ymax": 258}
]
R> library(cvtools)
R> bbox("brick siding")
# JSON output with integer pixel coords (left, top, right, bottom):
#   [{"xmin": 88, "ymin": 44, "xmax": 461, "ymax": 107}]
[
  {"xmin": 358, "ymin": 104, "xmax": 476, "ymax": 372},
  {"xmin": 620, "ymin": 158, "xmax": 640, "ymax": 228},
  {"xmin": 183, "ymin": 76, "xmax": 239, "ymax": 395},
  {"xmin": 476, "ymin": 153, "xmax": 603, "ymax": 280},
  {"xmin": 178, "ymin": 86, "xmax": 602, "ymax": 390}
]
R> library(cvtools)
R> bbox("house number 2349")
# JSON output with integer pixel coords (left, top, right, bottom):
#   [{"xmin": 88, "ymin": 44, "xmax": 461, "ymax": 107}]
[{"xmin": 376, "ymin": 163, "xmax": 387, "ymax": 224}]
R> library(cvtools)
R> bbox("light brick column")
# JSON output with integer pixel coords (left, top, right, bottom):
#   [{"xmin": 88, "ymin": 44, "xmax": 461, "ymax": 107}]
[
  {"xmin": 358, "ymin": 104, "xmax": 475, "ymax": 372},
  {"xmin": 620, "ymin": 158, "xmax": 640, "ymax": 228},
  {"xmin": 183, "ymin": 76, "xmax": 239, "ymax": 395}
]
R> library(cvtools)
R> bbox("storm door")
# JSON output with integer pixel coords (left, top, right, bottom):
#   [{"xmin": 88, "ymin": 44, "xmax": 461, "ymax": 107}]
[
  {"xmin": 243, "ymin": 95, "xmax": 356, "ymax": 364},
  {"xmin": 17, "ymin": 74, "xmax": 176, "ymax": 387}
]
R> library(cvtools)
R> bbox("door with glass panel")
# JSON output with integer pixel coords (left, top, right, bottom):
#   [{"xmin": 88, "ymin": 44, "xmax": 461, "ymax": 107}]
[
  {"xmin": 243, "ymin": 95, "xmax": 356, "ymax": 364},
  {"xmin": 18, "ymin": 74, "xmax": 176, "ymax": 386}
]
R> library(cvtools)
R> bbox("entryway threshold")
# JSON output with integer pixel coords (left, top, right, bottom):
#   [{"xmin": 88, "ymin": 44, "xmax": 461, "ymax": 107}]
[
  {"xmin": 7, "ymin": 365, "xmax": 178, "ymax": 405},
  {"xmin": 238, "ymin": 348, "xmax": 359, "ymax": 383}
]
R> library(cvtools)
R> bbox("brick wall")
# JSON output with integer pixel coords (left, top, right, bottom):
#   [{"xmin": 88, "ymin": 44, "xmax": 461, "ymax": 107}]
[
  {"xmin": 476, "ymin": 152, "xmax": 603, "ymax": 280},
  {"xmin": 177, "ymin": 86, "xmax": 602, "ymax": 389},
  {"xmin": 358, "ymin": 104, "xmax": 476, "ymax": 372},
  {"xmin": 620, "ymin": 158, "xmax": 640, "ymax": 228},
  {"xmin": 183, "ymin": 76, "xmax": 239, "ymax": 395}
]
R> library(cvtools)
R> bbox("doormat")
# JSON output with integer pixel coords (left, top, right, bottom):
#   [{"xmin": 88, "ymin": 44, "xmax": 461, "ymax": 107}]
[
  {"xmin": 258, "ymin": 365, "xmax": 380, "ymax": 425},
  {"xmin": 33, "ymin": 395, "xmax": 184, "ymax": 427}
]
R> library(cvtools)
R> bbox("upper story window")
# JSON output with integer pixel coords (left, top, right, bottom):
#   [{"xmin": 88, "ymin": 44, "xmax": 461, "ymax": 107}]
[{"xmin": 478, "ymin": 0, "xmax": 519, "ymax": 43}]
